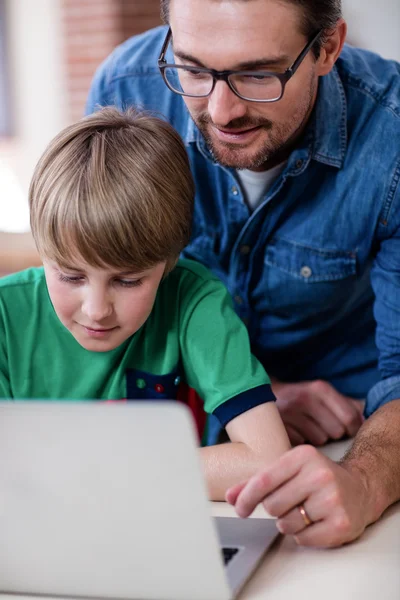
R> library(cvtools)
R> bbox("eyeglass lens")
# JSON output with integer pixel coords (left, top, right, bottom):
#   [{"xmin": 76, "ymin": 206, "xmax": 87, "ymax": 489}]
[{"xmin": 163, "ymin": 67, "xmax": 283, "ymax": 101}]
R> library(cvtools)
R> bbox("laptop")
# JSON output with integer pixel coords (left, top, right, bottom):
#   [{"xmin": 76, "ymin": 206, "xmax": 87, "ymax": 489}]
[{"xmin": 0, "ymin": 401, "xmax": 279, "ymax": 600}]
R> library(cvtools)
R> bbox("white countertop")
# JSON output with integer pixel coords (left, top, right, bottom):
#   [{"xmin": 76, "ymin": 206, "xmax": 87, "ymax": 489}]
[{"xmin": 212, "ymin": 439, "xmax": 400, "ymax": 599}]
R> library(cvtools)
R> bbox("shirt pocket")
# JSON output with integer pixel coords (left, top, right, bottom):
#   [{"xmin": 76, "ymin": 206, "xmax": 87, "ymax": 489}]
[{"xmin": 263, "ymin": 238, "xmax": 357, "ymax": 318}]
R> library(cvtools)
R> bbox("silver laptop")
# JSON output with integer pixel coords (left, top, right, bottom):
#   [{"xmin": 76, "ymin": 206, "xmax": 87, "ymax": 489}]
[{"xmin": 0, "ymin": 402, "xmax": 279, "ymax": 600}]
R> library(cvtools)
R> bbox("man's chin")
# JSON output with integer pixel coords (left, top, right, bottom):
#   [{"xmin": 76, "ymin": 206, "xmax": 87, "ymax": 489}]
[
  {"xmin": 208, "ymin": 143, "xmax": 271, "ymax": 170},
  {"xmin": 195, "ymin": 121, "xmax": 273, "ymax": 170}
]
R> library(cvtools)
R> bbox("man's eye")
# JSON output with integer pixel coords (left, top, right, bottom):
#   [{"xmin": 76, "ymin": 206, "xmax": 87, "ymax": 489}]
[
  {"xmin": 185, "ymin": 69, "xmax": 208, "ymax": 78},
  {"xmin": 241, "ymin": 73, "xmax": 269, "ymax": 81},
  {"xmin": 235, "ymin": 73, "xmax": 276, "ymax": 86}
]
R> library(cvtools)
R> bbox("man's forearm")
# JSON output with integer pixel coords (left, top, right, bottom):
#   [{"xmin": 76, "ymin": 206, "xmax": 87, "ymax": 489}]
[{"xmin": 341, "ymin": 399, "xmax": 400, "ymax": 524}]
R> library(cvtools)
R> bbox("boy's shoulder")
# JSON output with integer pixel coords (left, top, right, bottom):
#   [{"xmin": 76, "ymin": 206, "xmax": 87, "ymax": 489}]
[
  {"xmin": 0, "ymin": 268, "xmax": 47, "ymax": 335},
  {"xmin": 173, "ymin": 258, "xmax": 221, "ymax": 284},
  {"xmin": 0, "ymin": 267, "xmax": 45, "ymax": 293},
  {"xmin": 167, "ymin": 259, "xmax": 226, "ymax": 297},
  {"xmin": 156, "ymin": 259, "xmax": 229, "ymax": 316}
]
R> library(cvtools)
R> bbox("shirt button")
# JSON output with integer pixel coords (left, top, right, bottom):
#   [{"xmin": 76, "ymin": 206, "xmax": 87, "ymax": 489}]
[
  {"xmin": 240, "ymin": 245, "xmax": 251, "ymax": 255},
  {"xmin": 300, "ymin": 266, "xmax": 312, "ymax": 278},
  {"xmin": 231, "ymin": 186, "xmax": 239, "ymax": 196},
  {"xmin": 234, "ymin": 295, "xmax": 243, "ymax": 305}
]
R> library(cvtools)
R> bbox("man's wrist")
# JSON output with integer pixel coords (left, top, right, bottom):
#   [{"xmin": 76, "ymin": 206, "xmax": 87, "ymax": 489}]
[{"xmin": 340, "ymin": 458, "xmax": 385, "ymax": 525}]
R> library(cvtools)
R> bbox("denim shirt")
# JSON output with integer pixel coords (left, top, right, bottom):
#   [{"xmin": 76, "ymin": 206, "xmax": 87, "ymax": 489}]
[{"xmin": 86, "ymin": 26, "xmax": 400, "ymax": 417}]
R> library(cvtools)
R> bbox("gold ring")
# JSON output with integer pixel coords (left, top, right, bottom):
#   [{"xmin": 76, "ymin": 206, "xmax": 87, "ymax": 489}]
[{"xmin": 298, "ymin": 504, "xmax": 313, "ymax": 527}]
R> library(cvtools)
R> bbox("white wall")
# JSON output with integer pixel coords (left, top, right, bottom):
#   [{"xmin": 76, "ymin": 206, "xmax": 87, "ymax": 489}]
[
  {"xmin": 343, "ymin": 0, "xmax": 400, "ymax": 61},
  {"xmin": 0, "ymin": 0, "xmax": 68, "ymax": 231},
  {"xmin": 0, "ymin": 0, "xmax": 399, "ymax": 232}
]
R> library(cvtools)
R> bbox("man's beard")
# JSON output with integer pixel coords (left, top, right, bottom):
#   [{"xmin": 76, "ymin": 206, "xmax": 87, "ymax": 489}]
[{"xmin": 191, "ymin": 80, "xmax": 316, "ymax": 171}]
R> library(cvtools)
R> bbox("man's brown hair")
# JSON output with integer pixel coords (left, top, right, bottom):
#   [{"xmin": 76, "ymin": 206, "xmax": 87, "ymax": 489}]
[
  {"xmin": 29, "ymin": 107, "xmax": 194, "ymax": 274},
  {"xmin": 160, "ymin": 0, "xmax": 342, "ymax": 57}
]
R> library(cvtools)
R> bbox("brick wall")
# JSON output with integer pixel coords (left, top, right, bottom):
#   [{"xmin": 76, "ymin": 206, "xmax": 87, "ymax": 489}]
[{"xmin": 62, "ymin": 0, "xmax": 162, "ymax": 123}]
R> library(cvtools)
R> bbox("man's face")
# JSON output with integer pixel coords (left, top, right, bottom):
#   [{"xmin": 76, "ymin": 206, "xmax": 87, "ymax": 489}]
[
  {"xmin": 43, "ymin": 258, "xmax": 166, "ymax": 352},
  {"xmin": 169, "ymin": 0, "xmax": 320, "ymax": 171}
]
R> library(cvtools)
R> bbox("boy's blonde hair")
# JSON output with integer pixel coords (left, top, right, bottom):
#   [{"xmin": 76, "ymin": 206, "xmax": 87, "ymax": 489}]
[{"xmin": 29, "ymin": 107, "xmax": 194, "ymax": 274}]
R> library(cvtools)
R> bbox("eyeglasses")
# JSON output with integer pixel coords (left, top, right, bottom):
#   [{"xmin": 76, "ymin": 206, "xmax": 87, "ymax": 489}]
[{"xmin": 158, "ymin": 28, "xmax": 322, "ymax": 103}]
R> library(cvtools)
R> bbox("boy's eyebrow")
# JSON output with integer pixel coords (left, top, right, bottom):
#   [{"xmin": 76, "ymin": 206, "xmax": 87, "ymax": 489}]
[
  {"xmin": 59, "ymin": 265, "xmax": 143, "ymax": 277},
  {"xmin": 54, "ymin": 261, "xmax": 152, "ymax": 277},
  {"xmin": 117, "ymin": 270, "xmax": 143, "ymax": 277},
  {"xmin": 57, "ymin": 263, "xmax": 83, "ymax": 272},
  {"xmin": 173, "ymin": 49, "xmax": 290, "ymax": 70}
]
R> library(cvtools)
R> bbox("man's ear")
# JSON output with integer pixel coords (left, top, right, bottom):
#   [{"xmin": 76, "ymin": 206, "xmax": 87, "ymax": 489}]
[{"xmin": 316, "ymin": 19, "xmax": 347, "ymax": 77}]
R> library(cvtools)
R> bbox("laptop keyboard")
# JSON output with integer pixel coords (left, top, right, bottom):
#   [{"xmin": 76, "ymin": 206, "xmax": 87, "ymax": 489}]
[{"xmin": 222, "ymin": 547, "xmax": 239, "ymax": 565}]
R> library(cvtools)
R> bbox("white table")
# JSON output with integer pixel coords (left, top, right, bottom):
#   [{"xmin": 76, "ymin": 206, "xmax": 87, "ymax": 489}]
[
  {"xmin": 212, "ymin": 440, "xmax": 400, "ymax": 599},
  {"xmin": 2, "ymin": 440, "xmax": 399, "ymax": 600}
]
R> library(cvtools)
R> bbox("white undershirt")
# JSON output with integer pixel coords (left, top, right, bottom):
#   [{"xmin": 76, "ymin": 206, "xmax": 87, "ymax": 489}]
[{"xmin": 236, "ymin": 162, "xmax": 286, "ymax": 211}]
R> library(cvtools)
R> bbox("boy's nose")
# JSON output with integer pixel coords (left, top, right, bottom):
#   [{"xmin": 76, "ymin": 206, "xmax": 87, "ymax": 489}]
[{"xmin": 82, "ymin": 293, "xmax": 113, "ymax": 323}]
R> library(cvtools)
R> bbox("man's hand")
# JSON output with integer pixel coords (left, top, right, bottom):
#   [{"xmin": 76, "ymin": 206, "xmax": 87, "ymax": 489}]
[
  {"xmin": 271, "ymin": 379, "xmax": 364, "ymax": 446},
  {"xmin": 226, "ymin": 445, "xmax": 373, "ymax": 548}
]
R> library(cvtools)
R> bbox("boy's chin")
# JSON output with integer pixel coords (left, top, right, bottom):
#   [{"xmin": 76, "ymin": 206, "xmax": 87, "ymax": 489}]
[
  {"xmin": 76, "ymin": 337, "xmax": 121, "ymax": 353},
  {"xmin": 71, "ymin": 330, "xmax": 125, "ymax": 353}
]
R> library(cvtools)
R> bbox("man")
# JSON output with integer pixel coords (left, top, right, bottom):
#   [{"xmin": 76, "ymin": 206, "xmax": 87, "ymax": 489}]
[{"xmin": 87, "ymin": 0, "xmax": 400, "ymax": 546}]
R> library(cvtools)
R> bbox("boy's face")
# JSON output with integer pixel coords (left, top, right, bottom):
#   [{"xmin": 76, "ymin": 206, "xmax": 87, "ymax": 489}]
[{"xmin": 43, "ymin": 258, "xmax": 167, "ymax": 352}]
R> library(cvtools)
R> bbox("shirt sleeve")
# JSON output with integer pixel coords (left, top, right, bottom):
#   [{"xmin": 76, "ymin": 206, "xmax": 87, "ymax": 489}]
[
  {"xmin": 0, "ymin": 302, "xmax": 12, "ymax": 398},
  {"xmin": 367, "ymin": 162, "xmax": 400, "ymax": 417},
  {"xmin": 85, "ymin": 54, "xmax": 115, "ymax": 116},
  {"xmin": 179, "ymin": 276, "xmax": 275, "ymax": 427},
  {"xmin": 0, "ymin": 368, "xmax": 11, "ymax": 398}
]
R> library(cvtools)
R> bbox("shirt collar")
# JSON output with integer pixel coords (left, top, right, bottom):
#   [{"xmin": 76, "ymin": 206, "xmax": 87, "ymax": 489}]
[
  {"xmin": 184, "ymin": 64, "xmax": 348, "ymax": 169},
  {"xmin": 309, "ymin": 65, "xmax": 347, "ymax": 168},
  {"xmin": 185, "ymin": 115, "xmax": 198, "ymax": 145}
]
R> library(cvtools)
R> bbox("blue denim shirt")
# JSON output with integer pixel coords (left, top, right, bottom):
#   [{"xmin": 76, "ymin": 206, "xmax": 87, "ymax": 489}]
[{"xmin": 86, "ymin": 26, "xmax": 400, "ymax": 418}]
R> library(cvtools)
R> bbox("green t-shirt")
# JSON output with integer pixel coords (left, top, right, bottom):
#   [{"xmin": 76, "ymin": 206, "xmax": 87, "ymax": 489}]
[{"xmin": 0, "ymin": 259, "xmax": 274, "ymax": 427}]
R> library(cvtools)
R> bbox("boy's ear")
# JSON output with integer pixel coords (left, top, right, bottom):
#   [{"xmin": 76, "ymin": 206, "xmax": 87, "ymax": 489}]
[{"xmin": 316, "ymin": 19, "xmax": 347, "ymax": 77}]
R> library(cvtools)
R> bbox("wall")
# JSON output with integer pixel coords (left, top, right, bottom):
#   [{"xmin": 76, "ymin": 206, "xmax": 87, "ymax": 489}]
[
  {"xmin": 63, "ymin": 0, "xmax": 161, "ymax": 122},
  {"xmin": 0, "ymin": 0, "xmax": 399, "ymax": 234},
  {"xmin": 0, "ymin": 0, "xmax": 68, "ymax": 231},
  {"xmin": 0, "ymin": 0, "xmax": 162, "ymax": 232},
  {"xmin": 343, "ymin": 0, "xmax": 400, "ymax": 60}
]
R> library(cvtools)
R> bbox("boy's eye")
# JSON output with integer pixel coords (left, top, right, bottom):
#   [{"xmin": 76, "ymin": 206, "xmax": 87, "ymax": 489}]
[
  {"xmin": 58, "ymin": 273, "xmax": 83, "ymax": 284},
  {"xmin": 116, "ymin": 278, "xmax": 143, "ymax": 288}
]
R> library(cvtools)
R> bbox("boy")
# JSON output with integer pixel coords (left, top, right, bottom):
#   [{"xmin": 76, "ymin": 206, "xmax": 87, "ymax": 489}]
[{"xmin": 0, "ymin": 107, "xmax": 290, "ymax": 499}]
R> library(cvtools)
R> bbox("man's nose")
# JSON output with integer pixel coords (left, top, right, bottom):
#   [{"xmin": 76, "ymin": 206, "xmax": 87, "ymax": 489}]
[
  {"xmin": 207, "ymin": 80, "xmax": 247, "ymax": 127},
  {"xmin": 82, "ymin": 290, "xmax": 113, "ymax": 322}
]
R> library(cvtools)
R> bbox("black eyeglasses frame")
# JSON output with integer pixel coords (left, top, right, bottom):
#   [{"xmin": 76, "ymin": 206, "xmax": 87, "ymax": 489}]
[{"xmin": 157, "ymin": 27, "xmax": 323, "ymax": 103}]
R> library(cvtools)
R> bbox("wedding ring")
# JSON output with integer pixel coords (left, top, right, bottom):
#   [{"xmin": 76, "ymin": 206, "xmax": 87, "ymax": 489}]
[{"xmin": 298, "ymin": 504, "xmax": 313, "ymax": 527}]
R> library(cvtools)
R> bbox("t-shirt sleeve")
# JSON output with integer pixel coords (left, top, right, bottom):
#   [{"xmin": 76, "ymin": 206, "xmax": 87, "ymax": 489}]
[
  {"xmin": 0, "ymin": 367, "xmax": 11, "ymax": 398},
  {"xmin": 0, "ymin": 301, "xmax": 12, "ymax": 398},
  {"xmin": 180, "ymin": 277, "xmax": 275, "ymax": 427}
]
